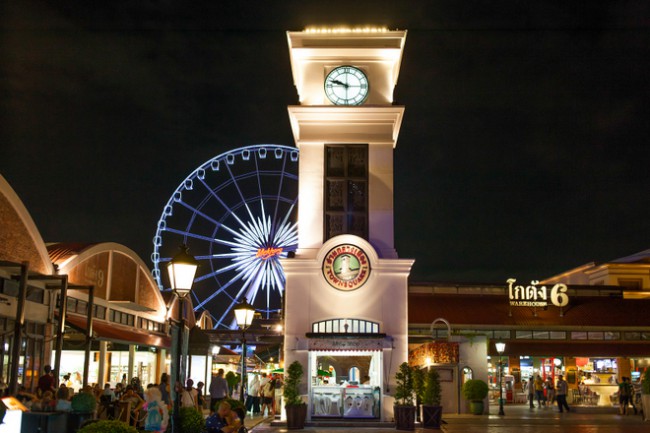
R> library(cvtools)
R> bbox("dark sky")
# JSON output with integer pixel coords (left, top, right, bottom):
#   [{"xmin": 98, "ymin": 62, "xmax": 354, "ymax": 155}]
[{"xmin": 2, "ymin": 1, "xmax": 649, "ymax": 284}]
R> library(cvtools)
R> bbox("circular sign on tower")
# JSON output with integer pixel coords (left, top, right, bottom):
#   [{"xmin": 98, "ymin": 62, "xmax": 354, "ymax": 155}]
[{"xmin": 322, "ymin": 244, "xmax": 371, "ymax": 291}]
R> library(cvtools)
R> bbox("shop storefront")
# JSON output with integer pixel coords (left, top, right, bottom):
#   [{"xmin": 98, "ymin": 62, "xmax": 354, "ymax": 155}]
[{"xmin": 308, "ymin": 337, "xmax": 383, "ymax": 419}]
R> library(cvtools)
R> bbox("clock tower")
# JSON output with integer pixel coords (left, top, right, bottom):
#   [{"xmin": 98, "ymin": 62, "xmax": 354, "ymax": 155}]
[{"xmin": 281, "ymin": 28, "xmax": 413, "ymax": 423}]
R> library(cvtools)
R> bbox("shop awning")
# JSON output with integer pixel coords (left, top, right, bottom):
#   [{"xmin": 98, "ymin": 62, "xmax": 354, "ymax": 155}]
[
  {"xmin": 65, "ymin": 314, "xmax": 171, "ymax": 348},
  {"xmin": 306, "ymin": 334, "xmax": 387, "ymax": 351}
]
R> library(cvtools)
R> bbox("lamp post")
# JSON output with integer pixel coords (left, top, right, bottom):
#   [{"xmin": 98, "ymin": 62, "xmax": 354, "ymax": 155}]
[
  {"xmin": 234, "ymin": 298, "xmax": 255, "ymax": 403},
  {"xmin": 495, "ymin": 341, "xmax": 506, "ymax": 416},
  {"xmin": 168, "ymin": 245, "xmax": 199, "ymax": 433}
]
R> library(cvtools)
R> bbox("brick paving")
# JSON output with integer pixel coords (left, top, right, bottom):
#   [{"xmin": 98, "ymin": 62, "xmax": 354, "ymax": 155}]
[{"xmin": 243, "ymin": 403, "xmax": 647, "ymax": 433}]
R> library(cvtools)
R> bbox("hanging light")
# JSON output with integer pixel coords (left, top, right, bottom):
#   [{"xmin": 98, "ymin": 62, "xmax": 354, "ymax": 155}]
[
  {"xmin": 233, "ymin": 298, "xmax": 256, "ymax": 330},
  {"xmin": 167, "ymin": 244, "xmax": 199, "ymax": 298}
]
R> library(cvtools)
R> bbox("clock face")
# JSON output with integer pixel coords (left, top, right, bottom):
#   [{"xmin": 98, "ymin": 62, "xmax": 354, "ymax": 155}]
[{"xmin": 324, "ymin": 66, "xmax": 369, "ymax": 106}]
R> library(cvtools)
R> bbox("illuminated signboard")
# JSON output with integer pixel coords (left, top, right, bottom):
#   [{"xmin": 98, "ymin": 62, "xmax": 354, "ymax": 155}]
[
  {"xmin": 323, "ymin": 244, "xmax": 371, "ymax": 291},
  {"xmin": 507, "ymin": 278, "xmax": 569, "ymax": 307},
  {"xmin": 255, "ymin": 247, "xmax": 283, "ymax": 260}
]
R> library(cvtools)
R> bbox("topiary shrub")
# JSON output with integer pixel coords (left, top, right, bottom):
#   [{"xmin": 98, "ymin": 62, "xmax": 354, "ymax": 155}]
[
  {"xmin": 71, "ymin": 391, "xmax": 97, "ymax": 413},
  {"xmin": 179, "ymin": 406, "xmax": 204, "ymax": 433},
  {"xmin": 283, "ymin": 361, "xmax": 305, "ymax": 406},
  {"xmin": 394, "ymin": 362, "xmax": 415, "ymax": 406},
  {"xmin": 461, "ymin": 379, "xmax": 488, "ymax": 402},
  {"xmin": 423, "ymin": 367, "xmax": 442, "ymax": 406},
  {"xmin": 77, "ymin": 420, "xmax": 139, "ymax": 433}
]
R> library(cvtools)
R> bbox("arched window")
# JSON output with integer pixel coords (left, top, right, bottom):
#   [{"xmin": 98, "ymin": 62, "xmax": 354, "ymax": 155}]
[{"xmin": 312, "ymin": 318, "xmax": 379, "ymax": 334}]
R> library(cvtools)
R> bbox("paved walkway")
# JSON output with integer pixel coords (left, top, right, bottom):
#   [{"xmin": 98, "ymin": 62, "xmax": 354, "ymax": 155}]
[{"xmin": 242, "ymin": 403, "xmax": 648, "ymax": 433}]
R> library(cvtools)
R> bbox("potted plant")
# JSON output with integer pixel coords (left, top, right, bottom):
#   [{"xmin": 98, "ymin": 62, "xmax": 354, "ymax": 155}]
[
  {"xmin": 393, "ymin": 362, "xmax": 416, "ymax": 431},
  {"xmin": 461, "ymin": 379, "xmax": 488, "ymax": 415},
  {"xmin": 642, "ymin": 367, "xmax": 650, "ymax": 422},
  {"xmin": 67, "ymin": 391, "xmax": 97, "ymax": 433},
  {"xmin": 283, "ymin": 360, "xmax": 307, "ymax": 429},
  {"xmin": 420, "ymin": 368, "xmax": 442, "ymax": 429},
  {"xmin": 77, "ymin": 419, "xmax": 139, "ymax": 433},
  {"xmin": 412, "ymin": 367, "xmax": 424, "ymax": 422},
  {"xmin": 179, "ymin": 406, "xmax": 205, "ymax": 433}
]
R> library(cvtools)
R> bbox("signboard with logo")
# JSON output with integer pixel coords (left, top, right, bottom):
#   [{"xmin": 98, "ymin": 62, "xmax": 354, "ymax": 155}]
[
  {"xmin": 322, "ymin": 244, "xmax": 371, "ymax": 291},
  {"xmin": 507, "ymin": 278, "xmax": 569, "ymax": 307}
]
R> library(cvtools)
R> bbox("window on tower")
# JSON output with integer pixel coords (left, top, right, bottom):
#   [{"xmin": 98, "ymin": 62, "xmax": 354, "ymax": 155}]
[{"xmin": 324, "ymin": 144, "xmax": 368, "ymax": 240}]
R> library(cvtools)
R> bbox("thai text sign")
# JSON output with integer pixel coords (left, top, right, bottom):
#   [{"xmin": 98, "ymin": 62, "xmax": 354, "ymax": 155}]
[
  {"xmin": 507, "ymin": 278, "xmax": 569, "ymax": 307},
  {"xmin": 309, "ymin": 338, "xmax": 384, "ymax": 351}
]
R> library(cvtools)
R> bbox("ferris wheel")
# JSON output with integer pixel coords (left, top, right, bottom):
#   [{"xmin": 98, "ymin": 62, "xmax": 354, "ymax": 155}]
[{"xmin": 151, "ymin": 144, "xmax": 299, "ymax": 329}]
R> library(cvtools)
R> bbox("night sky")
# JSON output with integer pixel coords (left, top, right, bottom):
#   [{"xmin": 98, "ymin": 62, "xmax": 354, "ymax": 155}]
[{"xmin": 2, "ymin": 1, "xmax": 649, "ymax": 284}]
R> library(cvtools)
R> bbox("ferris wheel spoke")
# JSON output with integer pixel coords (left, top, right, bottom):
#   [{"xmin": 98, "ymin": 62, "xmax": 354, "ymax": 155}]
[
  {"xmin": 196, "ymin": 176, "xmax": 250, "ymax": 230},
  {"xmin": 154, "ymin": 144, "xmax": 298, "ymax": 329},
  {"xmin": 161, "ymin": 227, "xmax": 219, "ymax": 244},
  {"xmin": 194, "ymin": 270, "xmax": 246, "ymax": 310},
  {"xmin": 225, "ymin": 162, "xmax": 258, "ymax": 224}
]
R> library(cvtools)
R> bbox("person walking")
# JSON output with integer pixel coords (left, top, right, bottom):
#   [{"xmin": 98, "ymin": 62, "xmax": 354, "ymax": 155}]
[
  {"xmin": 525, "ymin": 379, "xmax": 535, "ymax": 409},
  {"xmin": 534, "ymin": 375, "xmax": 545, "ymax": 408},
  {"xmin": 249, "ymin": 374, "xmax": 261, "ymax": 415},
  {"xmin": 545, "ymin": 376, "xmax": 556, "ymax": 407},
  {"xmin": 209, "ymin": 369, "xmax": 229, "ymax": 413},
  {"xmin": 618, "ymin": 376, "xmax": 633, "ymax": 415},
  {"xmin": 555, "ymin": 374, "xmax": 570, "ymax": 413}
]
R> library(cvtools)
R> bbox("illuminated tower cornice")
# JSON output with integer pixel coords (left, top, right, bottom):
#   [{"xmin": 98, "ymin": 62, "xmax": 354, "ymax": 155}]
[{"xmin": 287, "ymin": 29, "xmax": 407, "ymax": 258}]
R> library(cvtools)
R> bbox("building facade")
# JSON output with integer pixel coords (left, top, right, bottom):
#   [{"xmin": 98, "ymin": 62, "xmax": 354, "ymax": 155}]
[{"xmin": 282, "ymin": 29, "xmax": 414, "ymax": 422}]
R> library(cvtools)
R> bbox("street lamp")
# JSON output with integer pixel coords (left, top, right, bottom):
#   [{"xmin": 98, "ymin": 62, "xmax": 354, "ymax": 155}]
[
  {"xmin": 234, "ymin": 298, "xmax": 255, "ymax": 402},
  {"xmin": 168, "ymin": 245, "xmax": 198, "ymax": 433},
  {"xmin": 495, "ymin": 341, "xmax": 506, "ymax": 416}
]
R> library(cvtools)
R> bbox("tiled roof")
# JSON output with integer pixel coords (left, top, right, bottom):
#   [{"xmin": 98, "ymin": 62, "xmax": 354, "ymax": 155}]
[
  {"xmin": 408, "ymin": 293, "xmax": 650, "ymax": 328},
  {"xmin": 47, "ymin": 242, "xmax": 98, "ymax": 265}
]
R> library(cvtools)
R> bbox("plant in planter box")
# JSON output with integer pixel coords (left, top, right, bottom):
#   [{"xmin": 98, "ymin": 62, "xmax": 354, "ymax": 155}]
[
  {"xmin": 394, "ymin": 362, "xmax": 416, "ymax": 431},
  {"xmin": 179, "ymin": 406, "xmax": 205, "ymax": 433},
  {"xmin": 283, "ymin": 360, "xmax": 307, "ymax": 430},
  {"xmin": 421, "ymin": 367, "xmax": 442, "ymax": 428},
  {"xmin": 461, "ymin": 379, "xmax": 488, "ymax": 415},
  {"xmin": 412, "ymin": 367, "xmax": 424, "ymax": 422},
  {"xmin": 67, "ymin": 391, "xmax": 98, "ymax": 433},
  {"xmin": 71, "ymin": 391, "xmax": 97, "ymax": 413},
  {"xmin": 77, "ymin": 420, "xmax": 139, "ymax": 433}
]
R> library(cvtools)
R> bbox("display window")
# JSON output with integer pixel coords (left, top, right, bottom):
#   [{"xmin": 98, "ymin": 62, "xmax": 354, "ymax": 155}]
[{"xmin": 309, "ymin": 350, "xmax": 381, "ymax": 419}]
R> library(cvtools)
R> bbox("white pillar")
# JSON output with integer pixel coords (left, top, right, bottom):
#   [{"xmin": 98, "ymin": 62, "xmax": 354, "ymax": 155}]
[{"xmin": 98, "ymin": 340, "xmax": 108, "ymax": 385}]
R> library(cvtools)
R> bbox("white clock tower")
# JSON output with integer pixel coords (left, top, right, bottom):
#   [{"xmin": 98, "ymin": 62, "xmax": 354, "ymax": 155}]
[{"xmin": 281, "ymin": 28, "xmax": 413, "ymax": 423}]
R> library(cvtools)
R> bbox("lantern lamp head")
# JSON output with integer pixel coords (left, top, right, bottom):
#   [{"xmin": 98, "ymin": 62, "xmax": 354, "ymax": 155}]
[{"xmin": 167, "ymin": 244, "xmax": 199, "ymax": 298}]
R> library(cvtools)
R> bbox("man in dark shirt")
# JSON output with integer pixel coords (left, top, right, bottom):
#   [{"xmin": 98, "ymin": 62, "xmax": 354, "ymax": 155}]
[{"xmin": 37, "ymin": 365, "xmax": 56, "ymax": 397}]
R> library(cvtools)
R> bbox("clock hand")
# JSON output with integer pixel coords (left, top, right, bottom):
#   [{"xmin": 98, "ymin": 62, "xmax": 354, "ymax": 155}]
[{"xmin": 332, "ymin": 79, "xmax": 348, "ymax": 87}]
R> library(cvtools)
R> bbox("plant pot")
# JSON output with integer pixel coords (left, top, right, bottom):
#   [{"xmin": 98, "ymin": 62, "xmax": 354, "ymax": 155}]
[
  {"xmin": 66, "ymin": 411, "xmax": 94, "ymax": 433},
  {"xmin": 393, "ymin": 405, "xmax": 416, "ymax": 431},
  {"xmin": 421, "ymin": 404, "xmax": 442, "ymax": 429},
  {"xmin": 469, "ymin": 400, "xmax": 484, "ymax": 415},
  {"xmin": 285, "ymin": 403, "xmax": 307, "ymax": 430}
]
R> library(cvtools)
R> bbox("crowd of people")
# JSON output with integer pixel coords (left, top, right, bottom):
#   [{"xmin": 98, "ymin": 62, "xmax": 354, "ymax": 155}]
[
  {"xmin": 524, "ymin": 374, "xmax": 571, "ymax": 412},
  {"xmin": 2, "ymin": 364, "xmax": 286, "ymax": 432}
]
